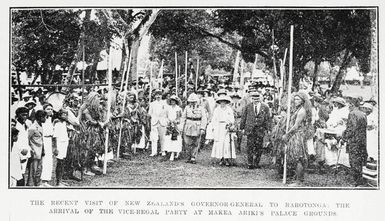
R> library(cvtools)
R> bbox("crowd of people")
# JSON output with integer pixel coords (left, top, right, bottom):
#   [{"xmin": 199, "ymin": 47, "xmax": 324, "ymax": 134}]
[{"xmin": 10, "ymin": 77, "xmax": 378, "ymax": 187}]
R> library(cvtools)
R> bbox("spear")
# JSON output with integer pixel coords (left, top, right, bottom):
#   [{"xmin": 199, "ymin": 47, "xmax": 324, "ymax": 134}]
[
  {"xmin": 116, "ymin": 49, "xmax": 132, "ymax": 159},
  {"xmin": 149, "ymin": 61, "xmax": 153, "ymax": 101},
  {"xmin": 278, "ymin": 48, "xmax": 288, "ymax": 110},
  {"xmin": 283, "ymin": 25, "xmax": 294, "ymax": 184},
  {"xmin": 175, "ymin": 52, "xmax": 178, "ymax": 96},
  {"xmin": 103, "ymin": 46, "xmax": 114, "ymax": 175},
  {"xmin": 185, "ymin": 51, "xmax": 188, "ymax": 97},
  {"xmin": 195, "ymin": 57, "xmax": 200, "ymax": 91}
]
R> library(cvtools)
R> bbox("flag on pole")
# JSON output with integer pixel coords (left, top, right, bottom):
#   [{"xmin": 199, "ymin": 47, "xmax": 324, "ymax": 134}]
[
  {"xmin": 158, "ymin": 59, "xmax": 164, "ymax": 79},
  {"xmin": 175, "ymin": 52, "xmax": 178, "ymax": 95},
  {"xmin": 252, "ymin": 54, "xmax": 258, "ymax": 79},
  {"xmin": 233, "ymin": 51, "xmax": 241, "ymax": 83},
  {"xmin": 184, "ymin": 51, "xmax": 188, "ymax": 97}
]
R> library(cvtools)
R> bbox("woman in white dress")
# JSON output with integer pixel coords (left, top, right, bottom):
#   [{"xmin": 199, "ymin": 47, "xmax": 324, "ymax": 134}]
[
  {"xmin": 164, "ymin": 95, "xmax": 183, "ymax": 161},
  {"xmin": 211, "ymin": 95, "xmax": 236, "ymax": 166},
  {"xmin": 40, "ymin": 103, "xmax": 54, "ymax": 187}
]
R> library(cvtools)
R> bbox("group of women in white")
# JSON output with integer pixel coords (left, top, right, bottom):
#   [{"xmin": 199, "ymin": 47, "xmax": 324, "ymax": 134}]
[{"xmin": 162, "ymin": 93, "xmax": 237, "ymax": 164}]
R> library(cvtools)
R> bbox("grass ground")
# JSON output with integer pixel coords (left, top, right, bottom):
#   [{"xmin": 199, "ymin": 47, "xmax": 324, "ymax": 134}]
[
  {"xmin": 63, "ymin": 143, "xmax": 357, "ymax": 188},
  {"xmin": 58, "ymin": 85, "xmax": 376, "ymax": 188}
]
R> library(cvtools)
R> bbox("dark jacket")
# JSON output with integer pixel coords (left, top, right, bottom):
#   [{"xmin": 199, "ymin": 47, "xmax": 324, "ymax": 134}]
[
  {"xmin": 240, "ymin": 102, "xmax": 271, "ymax": 136},
  {"xmin": 343, "ymin": 108, "xmax": 367, "ymax": 152}
]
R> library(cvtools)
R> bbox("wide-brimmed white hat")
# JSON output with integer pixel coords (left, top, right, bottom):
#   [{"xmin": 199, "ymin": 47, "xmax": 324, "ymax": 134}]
[{"xmin": 187, "ymin": 93, "xmax": 199, "ymax": 102}]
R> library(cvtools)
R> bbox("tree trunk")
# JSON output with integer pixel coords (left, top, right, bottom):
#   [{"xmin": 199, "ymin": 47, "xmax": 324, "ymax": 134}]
[
  {"xmin": 66, "ymin": 9, "xmax": 91, "ymax": 84},
  {"xmin": 16, "ymin": 70, "xmax": 22, "ymax": 100},
  {"xmin": 312, "ymin": 57, "xmax": 320, "ymax": 91},
  {"xmin": 119, "ymin": 39, "xmax": 128, "ymax": 85},
  {"xmin": 331, "ymin": 50, "xmax": 352, "ymax": 94},
  {"xmin": 88, "ymin": 52, "xmax": 100, "ymax": 83},
  {"xmin": 369, "ymin": 10, "xmax": 378, "ymax": 99},
  {"xmin": 130, "ymin": 10, "xmax": 160, "ymax": 83}
]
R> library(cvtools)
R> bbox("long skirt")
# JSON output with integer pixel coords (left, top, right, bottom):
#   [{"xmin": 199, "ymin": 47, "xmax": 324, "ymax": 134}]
[
  {"xmin": 164, "ymin": 134, "xmax": 182, "ymax": 153},
  {"xmin": 41, "ymin": 137, "xmax": 53, "ymax": 181},
  {"xmin": 211, "ymin": 123, "xmax": 236, "ymax": 159},
  {"xmin": 286, "ymin": 132, "xmax": 308, "ymax": 170}
]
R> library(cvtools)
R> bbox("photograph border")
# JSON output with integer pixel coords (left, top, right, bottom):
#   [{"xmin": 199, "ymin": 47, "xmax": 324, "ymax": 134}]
[{"xmin": 8, "ymin": 5, "xmax": 380, "ymax": 190}]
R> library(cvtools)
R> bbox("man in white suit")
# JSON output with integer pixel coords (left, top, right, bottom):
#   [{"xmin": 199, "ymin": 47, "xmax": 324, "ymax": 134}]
[{"xmin": 148, "ymin": 89, "xmax": 168, "ymax": 156}]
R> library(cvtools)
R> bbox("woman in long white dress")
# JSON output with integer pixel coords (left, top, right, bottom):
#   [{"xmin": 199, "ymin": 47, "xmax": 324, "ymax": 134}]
[
  {"xmin": 211, "ymin": 95, "xmax": 236, "ymax": 166},
  {"xmin": 164, "ymin": 95, "xmax": 182, "ymax": 161},
  {"xmin": 40, "ymin": 103, "xmax": 54, "ymax": 187}
]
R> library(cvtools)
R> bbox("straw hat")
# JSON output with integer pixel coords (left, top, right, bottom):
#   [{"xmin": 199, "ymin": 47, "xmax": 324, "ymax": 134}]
[
  {"xmin": 216, "ymin": 95, "xmax": 231, "ymax": 104},
  {"xmin": 230, "ymin": 92, "xmax": 242, "ymax": 99},
  {"xmin": 25, "ymin": 100, "xmax": 37, "ymax": 107},
  {"xmin": 332, "ymin": 97, "xmax": 346, "ymax": 107},
  {"xmin": 217, "ymin": 88, "xmax": 227, "ymax": 96},
  {"xmin": 360, "ymin": 102, "xmax": 373, "ymax": 111},
  {"xmin": 169, "ymin": 95, "xmax": 180, "ymax": 105},
  {"xmin": 153, "ymin": 89, "xmax": 162, "ymax": 96},
  {"xmin": 250, "ymin": 91, "xmax": 262, "ymax": 98}
]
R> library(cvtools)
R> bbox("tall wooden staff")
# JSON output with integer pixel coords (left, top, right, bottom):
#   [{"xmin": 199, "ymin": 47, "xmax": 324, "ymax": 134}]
[
  {"xmin": 185, "ymin": 51, "xmax": 188, "ymax": 97},
  {"xmin": 116, "ymin": 50, "xmax": 132, "ymax": 159},
  {"xmin": 81, "ymin": 44, "xmax": 85, "ymax": 103},
  {"xmin": 149, "ymin": 61, "xmax": 153, "ymax": 101},
  {"xmin": 271, "ymin": 30, "xmax": 278, "ymax": 101},
  {"xmin": 278, "ymin": 48, "xmax": 288, "ymax": 110},
  {"xmin": 103, "ymin": 46, "xmax": 114, "ymax": 174},
  {"xmin": 175, "ymin": 52, "xmax": 178, "ymax": 95},
  {"xmin": 195, "ymin": 57, "xmax": 200, "ymax": 91},
  {"xmin": 283, "ymin": 25, "xmax": 294, "ymax": 184}
]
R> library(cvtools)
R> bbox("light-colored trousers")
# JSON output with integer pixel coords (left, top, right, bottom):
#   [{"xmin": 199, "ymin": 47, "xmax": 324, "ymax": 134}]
[{"xmin": 150, "ymin": 124, "xmax": 166, "ymax": 155}]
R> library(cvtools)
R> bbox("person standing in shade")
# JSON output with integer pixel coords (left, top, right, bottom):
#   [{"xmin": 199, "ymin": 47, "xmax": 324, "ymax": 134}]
[
  {"xmin": 53, "ymin": 109, "xmax": 70, "ymax": 187},
  {"xmin": 281, "ymin": 91, "xmax": 313, "ymax": 186},
  {"xmin": 343, "ymin": 103, "xmax": 369, "ymax": 186},
  {"xmin": 240, "ymin": 91, "xmax": 271, "ymax": 169},
  {"xmin": 27, "ymin": 110, "xmax": 47, "ymax": 186},
  {"xmin": 230, "ymin": 92, "xmax": 244, "ymax": 152},
  {"xmin": 180, "ymin": 93, "xmax": 208, "ymax": 164},
  {"xmin": 14, "ymin": 107, "xmax": 31, "ymax": 186}
]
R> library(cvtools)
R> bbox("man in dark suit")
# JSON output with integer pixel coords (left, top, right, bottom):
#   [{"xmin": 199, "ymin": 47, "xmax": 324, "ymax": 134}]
[
  {"xmin": 240, "ymin": 91, "xmax": 271, "ymax": 169},
  {"xmin": 343, "ymin": 103, "xmax": 368, "ymax": 186}
]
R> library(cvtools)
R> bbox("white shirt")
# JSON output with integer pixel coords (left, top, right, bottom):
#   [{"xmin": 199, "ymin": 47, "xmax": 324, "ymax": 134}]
[
  {"xmin": 253, "ymin": 102, "xmax": 261, "ymax": 114},
  {"xmin": 14, "ymin": 121, "xmax": 31, "ymax": 157},
  {"xmin": 167, "ymin": 105, "xmax": 182, "ymax": 122},
  {"xmin": 42, "ymin": 117, "xmax": 54, "ymax": 137},
  {"xmin": 53, "ymin": 121, "xmax": 69, "ymax": 142}
]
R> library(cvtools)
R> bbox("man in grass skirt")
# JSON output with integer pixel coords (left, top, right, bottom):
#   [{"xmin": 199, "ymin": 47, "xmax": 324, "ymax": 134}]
[{"xmin": 77, "ymin": 92, "xmax": 107, "ymax": 176}]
